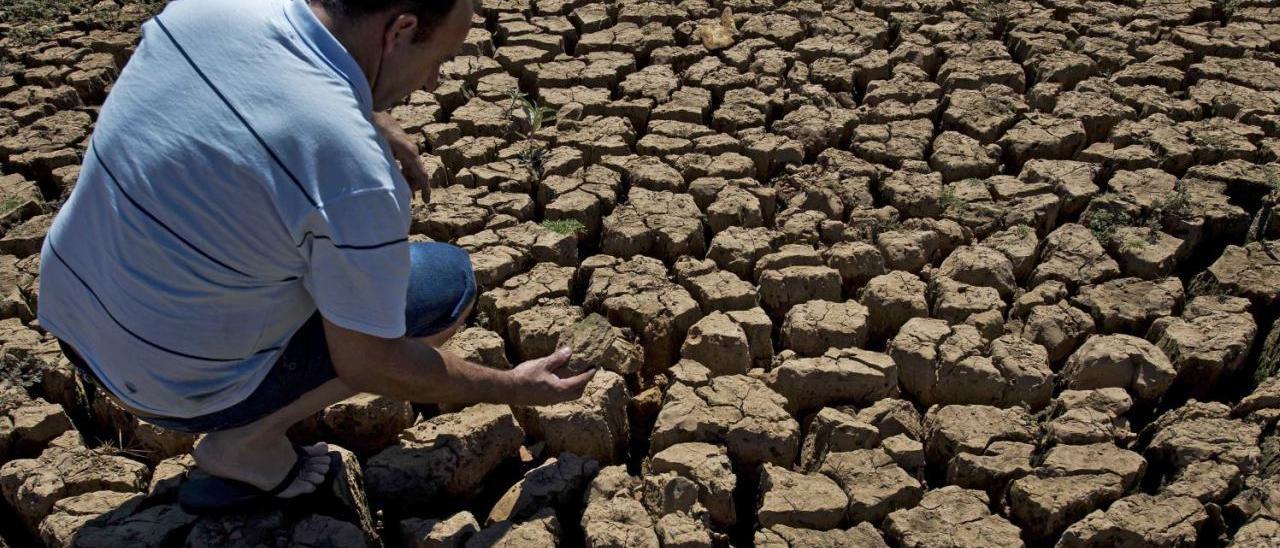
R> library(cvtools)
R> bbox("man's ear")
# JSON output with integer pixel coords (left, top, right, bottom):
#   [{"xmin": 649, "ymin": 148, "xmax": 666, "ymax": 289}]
[{"xmin": 383, "ymin": 12, "xmax": 420, "ymax": 53}]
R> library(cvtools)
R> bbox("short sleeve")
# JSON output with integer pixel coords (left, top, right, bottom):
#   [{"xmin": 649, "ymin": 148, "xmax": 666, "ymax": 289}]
[{"xmin": 298, "ymin": 189, "xmax": 411, "ymax": 338}]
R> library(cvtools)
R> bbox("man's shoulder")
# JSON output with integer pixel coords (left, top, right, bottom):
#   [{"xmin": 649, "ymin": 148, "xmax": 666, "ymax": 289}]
[
  {"xmin": 151, "ymin": 0, "xmax": 329, "ymax": 88},
  {"xmin": 158, "ymin": 0, "xmax": 286, "ymax": 30},
  {"xmin": 154, "ymin": 0, "xmax": 383, "ymax": 168},
  {"xmin": 123, "ymin": 0, "xmax": 398, "ymax": 207},
  {"xmin": 255, "ymin": 89, "xmax": 403, "ymax": 209}
]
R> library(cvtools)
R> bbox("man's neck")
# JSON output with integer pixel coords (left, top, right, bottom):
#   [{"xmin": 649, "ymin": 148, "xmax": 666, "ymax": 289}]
[{"xmin": 307, "ymin": 1, "xmax": 380, "ymax": 91}]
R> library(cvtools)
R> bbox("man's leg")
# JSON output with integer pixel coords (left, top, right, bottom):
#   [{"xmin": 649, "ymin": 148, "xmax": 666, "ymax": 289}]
[
  {"xmin": 193, "ymin": 307, "xmax": 472, "ymax": 497},
  {"xmin": 416, "ymin": 299, "xmax": 473, "ymax": 348},
  {"xmin": 193, "ymin": 377, "xmax": 353, "ymax": 496},
  {"xmin": 62, "ymin": 337, "xmax": 348, "ymax": 497},
  {"xmin": 193, "ymin": 242, "xmax": 477, "ymax": 496}
]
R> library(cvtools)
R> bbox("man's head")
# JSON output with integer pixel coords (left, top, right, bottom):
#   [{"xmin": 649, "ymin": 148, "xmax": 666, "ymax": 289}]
[{"xmin": 314, "ymin": 0, "xmax": 473, "ymax": 110}]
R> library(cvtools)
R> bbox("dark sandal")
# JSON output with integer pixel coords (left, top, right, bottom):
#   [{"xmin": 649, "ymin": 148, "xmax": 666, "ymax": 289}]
[{"xmin": 178, "ymin": 444, "xmax": 336, "ymax": 514}]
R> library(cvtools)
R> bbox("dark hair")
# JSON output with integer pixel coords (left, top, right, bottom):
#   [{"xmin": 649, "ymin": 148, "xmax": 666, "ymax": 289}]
[{"xmin": 315, "ymin": 0, "xmax": 462, "ymax": 42}]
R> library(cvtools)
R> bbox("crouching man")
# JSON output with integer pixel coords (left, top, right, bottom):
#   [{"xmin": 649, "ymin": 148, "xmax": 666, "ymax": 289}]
[{"xmin": 37, "ymin": 0, "xmax": 594, "ymax": 511}]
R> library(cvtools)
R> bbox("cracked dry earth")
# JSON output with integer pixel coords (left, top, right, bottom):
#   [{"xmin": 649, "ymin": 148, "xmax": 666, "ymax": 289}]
[{"xmin": 8, "ymin": 0, "xmax": 1280, "ymax": 547}]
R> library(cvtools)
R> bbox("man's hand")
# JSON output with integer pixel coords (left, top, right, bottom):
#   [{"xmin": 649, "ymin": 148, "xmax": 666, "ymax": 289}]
[
  {"xmin": 371, "ymin": 110, "xmax": 431, "ymax": 203},
  {"xmin": 504, "ymin": 347, "xmax": 597, "ymax": 406},
  {"xmin": 325, "ymin": 317, "xmax": 596, "ymax": 407}
]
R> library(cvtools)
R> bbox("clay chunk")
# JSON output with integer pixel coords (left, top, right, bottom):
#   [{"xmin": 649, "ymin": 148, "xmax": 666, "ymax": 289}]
[{"xmin": 558, "ymin": 313, "xmax": 643, "ymax": 375}]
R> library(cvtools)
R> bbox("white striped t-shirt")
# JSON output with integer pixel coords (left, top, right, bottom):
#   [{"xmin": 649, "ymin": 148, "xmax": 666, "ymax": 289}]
[{"xmin": 38, "ymin": 0, "xmax": 412, "ymax": 417}]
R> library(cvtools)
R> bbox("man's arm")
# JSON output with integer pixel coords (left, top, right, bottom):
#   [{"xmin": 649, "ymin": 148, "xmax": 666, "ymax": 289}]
[
  {"xmin": 371, "ymin": 111, "xmax": 432, "ymax": 204},
  {"xmin": 322, "ymin": 317, "xmax": 595, "ymax": 406}
]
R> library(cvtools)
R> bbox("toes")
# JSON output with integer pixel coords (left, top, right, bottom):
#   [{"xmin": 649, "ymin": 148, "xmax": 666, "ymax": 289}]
[
  {"xmin": 277, "ymin": 448, "xmax": 335, "ymax": 499},
  {"xmin": 278, "ymin": 471, "xmax": 325, "ymax": 498},
  {"xmin": 278, "ymin": 480, "xmax": 318, "ymax": 498},
  {"xmin": 302, "ymin": 442, "xmax": 329, "ymax": 457},
  {"xmin": 306, "ymin": 457, "xmax": 329, "ymax": 475},
  {"xmin": 309, "ymin": 453, "xmax": 333, "ymax": 471},
  {"xmin": 275, "ymin": 445, "xmax": 334, "ymax": 499}
]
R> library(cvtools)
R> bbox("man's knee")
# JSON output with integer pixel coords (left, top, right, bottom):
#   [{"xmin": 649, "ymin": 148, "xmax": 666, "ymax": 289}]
[
  {"xmin": 430, "ymin": 243, "xmax": 475, "ymax": 326},
  {"xmin": 405, "ymin": 242, "xmax": 477, "ymax": 338},
  {"xmin": 421, "ymin": 293, "xmax": 472, "ymax": 342}
]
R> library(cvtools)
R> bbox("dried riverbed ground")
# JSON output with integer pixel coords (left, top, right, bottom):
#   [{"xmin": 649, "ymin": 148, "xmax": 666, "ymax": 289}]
[{"xmin": 5, "ymin": 0, "xmax": 1280, "ymax": 546}]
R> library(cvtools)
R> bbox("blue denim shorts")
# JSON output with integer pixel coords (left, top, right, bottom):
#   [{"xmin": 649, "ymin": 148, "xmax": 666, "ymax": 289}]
[{"xmin": 62, "ymin": 242, "xmax": 476, "ymax": 433}]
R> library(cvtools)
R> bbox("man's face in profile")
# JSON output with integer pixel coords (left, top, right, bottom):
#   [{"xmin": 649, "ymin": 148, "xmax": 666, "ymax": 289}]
[{"xmin": 373, "ymin": 0, "xmax": 472, "ymax": 110}]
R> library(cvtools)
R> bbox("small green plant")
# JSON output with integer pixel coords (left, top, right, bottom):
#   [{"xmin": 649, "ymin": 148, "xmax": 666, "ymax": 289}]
[
  {"xmin": 1085, "ymin": 208, "xmax": 1132, "ymax": 244},
  {"xmin": 881, "ymin": 218, "xmax": 903, "ymax": 232},
  {"xmin": 95, "ymin": 427, "xmax": 155, "ymax": 462},
  {"xmin": 516, "ymin": 143, "xmax": 549, "ymax": 172},
  {"xmin": 505, "ymin": 89, "xmax": 555, "ymax": 139},
  {"xmin": 1157, "ymin": 183, "xmax": 1192, "ymax": 217},
  {"xmin": 1144, "ymin": 182, "xmax": 1194, "ymax": 237},
  {"xmin": 1013, "ymin": 224, "xmax": 1033, "ymax": 239},
  {"xmin": 504, "ymin": 89, "xmax": 556, "ymax": 176},
  {"xmin": 0, "ymin": 353, "xmax": 43, "ymax": 391},
  {"xmin": 1122, "ymin": 236, "xmax": 1148, "ymax": 252},
  {"xmin": 1083, "ymin": 183, "xmax": 1197, "ymax": 249},
  {"xmin": 940, "ymin": 187, "xmax": 967, "ymax": 211},
  {"xmin": 1219, "ymin": 0, "xmax": 1242, "ymax": 17},
  {"xmin": 541, "ymin": 218, "xmax": 586, "ymax": 236},
  {"xmin": 0, "ymin": 195, "xmax": 23, "ymax": 214}
]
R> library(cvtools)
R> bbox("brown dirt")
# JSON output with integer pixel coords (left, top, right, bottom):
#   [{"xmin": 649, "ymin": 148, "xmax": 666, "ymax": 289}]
[{"xmin": 8, "ymin": 1, "xmax": 1280, "ymax": 546}]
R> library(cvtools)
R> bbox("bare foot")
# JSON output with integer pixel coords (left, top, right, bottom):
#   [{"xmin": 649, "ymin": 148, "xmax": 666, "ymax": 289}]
[{"xmin": 194, "ymin": 432, "xmax": 331, "ymax": 498}]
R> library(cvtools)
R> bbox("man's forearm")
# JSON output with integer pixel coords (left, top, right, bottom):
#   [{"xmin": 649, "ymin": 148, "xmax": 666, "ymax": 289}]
[
  {"xmin": 334, "ymin": 336, "xmax": 512, "ymax": 405},
  {"xmin": 322, "ymin": 317, "xmax": 592, "ymax": 407}
]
